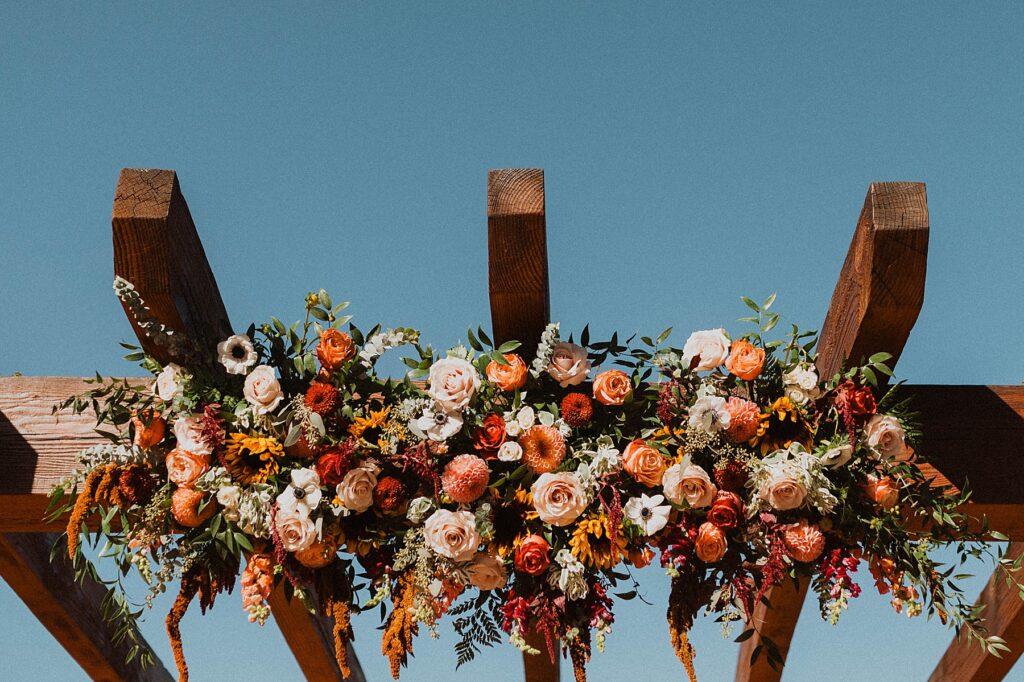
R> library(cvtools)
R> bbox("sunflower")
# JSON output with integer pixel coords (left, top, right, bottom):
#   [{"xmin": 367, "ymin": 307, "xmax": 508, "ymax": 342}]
[
  {"xmin": 748, "ymin": 396, "xmax": 814, "ymax": 455},
  {"xmin": 348, "ymin": 404, "xmax": 390, "ymax": 447},
  {"xmin": 490, "ymin": 493, "xmax": 532, "ymax": 558},
  {"xmin": 570, "ymin": 515, "xmax": 627, "ymax": 570},
  {"xmin": 224, "ymin": 433, "xmax": 284, "ymax": 484}
]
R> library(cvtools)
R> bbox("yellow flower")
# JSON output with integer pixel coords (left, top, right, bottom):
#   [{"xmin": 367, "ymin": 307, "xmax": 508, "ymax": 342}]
[
  {"xmin": 749, "ymin": 397, "xmax": 814, "ymax": 455},
  {"xmin": 224, "ymin": 433, "xmax": 283, "ymax": 484},
  {"xmin": 348, "ymin": 405, "xmax": 391, "ymax": 445},
  {"xmin": 570, "ymin": 515, "xmax": 627, "ymax": 570}
]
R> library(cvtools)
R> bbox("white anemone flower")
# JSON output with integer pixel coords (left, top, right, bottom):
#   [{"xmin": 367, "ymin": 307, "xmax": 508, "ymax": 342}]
[
  {"xmin": 623, "ymin": 493, "xmax": 672, "ymax": 535},
  {"xmin": 688, "ymin": 395, "xmax": 732, "ymax": 433},
  {"xmin": 217, "ymin": 334, "xmax": 257, "ymax": 375},
  {"xmin": 412, "ymin": 403, "xmax": 463, "ymax": 441},
  {"xmin": 277, "ymin": 468, "xmax": 322, "ymax": 518}
]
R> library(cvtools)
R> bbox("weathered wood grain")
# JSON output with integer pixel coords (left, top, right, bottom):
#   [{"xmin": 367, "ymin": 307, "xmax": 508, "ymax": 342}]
[
  {"xmin": 733, "ymin": 578, "xmax": 810, "ymax": 682},
  {"xmin": 267, "ymin": 585, "xmax": 365, "ymax": 681},
  {"xmin": 0, "ymin": 532, "xmax": 172, "ymax": 681},
  {"xmin": 488, "ymin": 168, "xmax": 550, "ymax": 360}
]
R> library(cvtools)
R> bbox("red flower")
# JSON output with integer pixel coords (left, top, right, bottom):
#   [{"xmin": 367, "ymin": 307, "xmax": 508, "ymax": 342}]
[
  {"xmin": 473, "ymin": 414, "xmax": 507, "ymax": 455},
  {"xmin": 834, "ymin": 379, "xmax": 877, "ymax": 437},
  {"xmin": 304, "ymin": 382, "xmax": 339, "ymax": 416},
  {"xmin": 315, "ymin": 440, "xmax": 357, "ymax": 486},
  {"xmin": 513, "ymin": 534, "xmax": 551, "ymax": 576},
  {"xmin": 707, "ymin": 491, "xmax": 744, "ymax": 530},
  {"xmin": 714, "ymin": 460, "xmax": 749, "ymax": 493},
  {"xmin": 374, "ymin": 476, "xmax": 407, "ymax": 513},
  {"xmin": 561, "ymin": 393, "xmax": 594, "ymax": 427}
]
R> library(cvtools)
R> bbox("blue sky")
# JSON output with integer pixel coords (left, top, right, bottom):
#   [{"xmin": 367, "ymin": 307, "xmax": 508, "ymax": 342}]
[{"xmin": 1, "ymin": 2, "xmax": 1022, "ymax": 680}]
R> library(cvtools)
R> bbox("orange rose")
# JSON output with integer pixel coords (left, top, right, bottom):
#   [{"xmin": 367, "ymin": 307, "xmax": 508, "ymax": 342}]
[
  {"xmin": 725, "ymin": 340, "xmax": 765, "ymax": 381},
  {"xmin": 316, "ymin": 329, "xmax": 355, "ymax": 371},
  {"xmin": 513, "ymin": 534, "xmax": 551, "ymax": 576},
  {"xmin": 864, "ymin": 474, "xmax": 900, "ymax": 509},
  {"xmin": 695, "ymin": 521, "xmax": 727, "ymax": 563},
  {"xmin": 622, "ymin": 440, "xmax": 667, "ymax": 487},
  {"xmin": 165, "ymin": 448, "xmax": 211, "ymax": 487},
  {"xmin": 485, "ymin": 353, "xmax": 528, "ymax": 391},
  {"xmin": 592, "ymin": 369, "xmax": 633, "ymax": 406},
  {"xmin": 131, "ymin": 410, "xmax": 165, "ymax": 450},
  {"xmin": 473, "ymin": 414, "xmax": 507, "ymax": 455}
]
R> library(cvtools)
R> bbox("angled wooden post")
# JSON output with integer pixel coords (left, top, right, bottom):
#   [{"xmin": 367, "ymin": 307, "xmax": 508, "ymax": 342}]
[
  {"xmin": 111, "ymin": 168, "xmax": 362, "ymax": 681},
  {"xmin": 735, "ymin": 182, "xmax": 929, "ymax": 682},
  {"xmin": 487, "ymin": 168, "xmax": 558, "ymax": 682}
]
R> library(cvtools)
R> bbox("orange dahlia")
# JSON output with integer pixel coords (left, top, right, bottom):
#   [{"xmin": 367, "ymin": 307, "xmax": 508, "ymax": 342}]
[
  {"xmin": 520, "ymin": 425, "xmax": 566, "ymax": 474},
  {"xmin": 442, "ymin": 454, "xmax": 490, "ymax": 503},
  {"xmin": 304, "ymin": 382, "xmax": 340, "ymax": 416},
  {"xmin": 561, "ymin": 393, "xmax": 593, "ymax": 427}
]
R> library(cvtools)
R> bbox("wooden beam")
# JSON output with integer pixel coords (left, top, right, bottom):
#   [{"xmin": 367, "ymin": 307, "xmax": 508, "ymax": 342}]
[
  {"xmin": 0, "ymin": 532, "xmax": 172, "ymax": 681},
  {"xmin": 488, "ymin": 168, "xmax": 550, "ymax": 360},
  {"xmin": 487, "ymin": 168, "xmax": 559, "ymax": 682},
  {"xmin": 929, "ymin": 543, "xmax": 1024, "ymax": 682},
  {"xmin": 268, "ymin": 585, "xmax": 365, "ymax": 681},
  {"xmin": 736, "ymin": 181, "xmax": 930, "ymax": 682}
]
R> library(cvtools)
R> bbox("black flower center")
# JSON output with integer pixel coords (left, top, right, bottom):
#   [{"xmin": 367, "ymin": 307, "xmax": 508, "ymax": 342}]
[{"xmin": 292, "ymin": 486, "xmax": 306, "ymax": 500}]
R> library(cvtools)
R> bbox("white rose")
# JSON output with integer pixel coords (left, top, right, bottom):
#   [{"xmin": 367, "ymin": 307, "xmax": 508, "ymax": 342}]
[
  {"xmin": 863, "ymin": 415, "xmax": 913, "ymax": 461},
  {"xmin": 466, "ymin": 552, "xmax": 508, "ymax": 590},
  {"xmin": 688, "ymin": 395, "xmax": 732, "ymax": 433},
  {"xmin": 335, "ymin": 464, "xmax": 378, "ymax": 513},
  {"xmin": 759, "ymin": 469, "xmax": 807, "ymax": 511},
  {"xmin": 413, "ymin": 404, "xmax": 463, "ymax": 441},
  {"xmin": 531, "ymin": 472, "xmax": 588, "ymax": 526},
  {"xmin": 546, "ymin": 343, "xmax": 591, "ymax": 387},
  {"xmin": 682, "ymin": 329, "xmax": 731, "ymax": 372},
  {"xmin": 423, "ymin": 509, "xmax": 481, "ymax": 561},
  {"xmin": 427, "ymin": 357, "xmax": 481, "ymax": 411},
  {"xmin": 820, "ymin": 443, "xmax": 854, "ymax": 468},
  {"xmin": 277, "ymin": 468, "xmax": 323, "ymax": 518},
  {"xmin": 517, "ymin": 406, "xmax": 537, "ymax": 429},
  {"xmin": 275, "ymin": 510, "xmax": 317, "ymax": 552},
  {"xmin": 662, "ymin": 462, "xmax": 717, "ymax": 508},
  {"xmin": 173, "ymin": 415, "xmax": 212, "ymax": 455},
  {"xmin": 497, "ymin": 441, "xmax": 523, "ymax": 462},
  {"xmin": 243, "ymin": 365, "xmax": 283, "ymax": 415},
  {"xmin": 217, "ymin": 485, "xmax": 241, "ymax": 521},
  {"xmin": 154, "ymin": 363, "xmax": 186, "ymax": 402},
  {"xmin": 783, "ymin": 365, "xmax": 821, "ymax": 404},
  {"xmin": 216, "ymin": 334, "xmax": 257, "ymax": 375}
]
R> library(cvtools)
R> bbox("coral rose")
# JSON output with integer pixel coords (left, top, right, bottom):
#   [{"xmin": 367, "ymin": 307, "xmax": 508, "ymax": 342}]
[
  {"xmin": 592, "ymin": 369, "xmax": 633, "ymax": 406},
  {"xmin": 316, "ymin": 329, "xmax": 355, "ymax": 371},
  {"xmin": 547, "ymin": 342, "xmax": 591, "ymax": 387},
  {"xmin": 725, "ymin": 339, "xmax": 766, "ymax": 381},
  {"xmin": 165, "ymin": 448, "xmax": 210, "ymax": 487},
  {"xmin": 724, "ymin": 397, "xmax": 760, "ymax": 443},
  {"xmin": 783, "ymin": 521, "xmax": 825, "ymax": 563},
  {"xmin": 520, "ymin": 425, "xmax": 566, "ymax": 474},
  {"xmin": 485, "ymin": 353, "xmax": 528, "ymax": 391},
  {"xmin": 170, "ymin": 487, "xmax": 216, "ymax": 528},
  {"xmin": 707, "ymin": 491, "xmax": 744, "ymax": 530},
  {"xmin": 423, "ymin": 509, "xmax": 480, "ymax": 561},
  {"xmin": 864, "ymin": 474, "xmax": 901, "ymax": 509},
  {"xmin": 427, "ymin": 357, "xmax": 481, "ymax": 411},
  {"xmin": 695, "ymin": 521, "xmax": 727, "ymax": 563},
  {"xmin": 441, "ymin": 454, "xmax": 491, "ymax": 503},
  {"xmin": 622, "ymin": 440, "xmax": 667, "ymax": 487},
  {"xmin": 513, "ymin": 534, "xmax": 551, "ymax": 576},
  {"xmin": 473, "ymin": 414, "xmax": 507, "ymax": 455},
  {"xmin": 132, "ymin": 410, "xmax": 165, "ymax": 450},
  {"xmin": 682, "ymin": 329, "xmax": 730, "ymax": 372},
  {"xmin": 531, "ymin": 472, "xmax": 588, "ymax": 526}
]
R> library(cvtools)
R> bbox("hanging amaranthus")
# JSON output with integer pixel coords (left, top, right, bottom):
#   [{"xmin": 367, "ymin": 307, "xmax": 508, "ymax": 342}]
[
  {"xmin": 667, "ymin": 575, "xmax": 698, "ymax": 682},
  {"xmin": 382, "ymin": 574, "xmax": 418, "ymax": 679},
  {"xmin": 167, "ymin": 565, "xmax": 202, "ymax": 682}
]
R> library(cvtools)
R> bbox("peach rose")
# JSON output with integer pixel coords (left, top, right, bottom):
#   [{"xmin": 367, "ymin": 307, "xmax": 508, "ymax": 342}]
[
  {"xmin": 336, "ymin": 464, "xmax": 378, "ymax": 513},
  {"xmin": 531, "ymin": 472, "xmax": 588, "ymax": 526},
  {"xmin": 863, "ymin": 415, "xmax": 914, "ymax": 462},
  {"xmin": 428, "ymin": 357, "xmax": 481, "ymax": 411},
  {"xmin": 466, "ymin": 552, "xmax": 508, "ymax": 590},
  {"xmin": 547, "ymin": 342, "xmax": 591, "ymax": 387},
  {"xmin": 485, "ymin": 353, "xmax": 528, "ymax": 391},
  {"xmin": 759, "ymin": 469, "xmax": 807, "ymax": 511},
  {"xmin": 316, "ymin": 329, "xmax": 356, "ymax": 370},
  {"xmin": 662, "ymin": 461, "xmax": 718, "ymax": 508},
  {"xmin": 243, "ymin": 365, "xmax": 283, "ymax": 415},
  {"xmin": 682, "ymin": 329, "xmax": 730, "ymax": 372},
  {"xmin": 173, "ymin": 414, "xmax": 212, "ymax": 455},
  {"xmin": 275, "ymin": 509, "xmax": 317, "ymax": 552},
  {"xmin": 864, "ymin": 474, "xmax": 900, "ymax": 509},
  {"xmin": 165, "ymin": 448, "xmax": 210, "ymax": 487},
  {"xmin": 622, "ymin": 440, "xmax": 667, "ymax": 487},
  {"xmin": 695, "ymin": 521, "xmax": 727, "ymax": 563},
  {"xmin": 725, "ymin": 340, "xmax": 766, "ymax": 381},
  {"xmin": 513, "ymin": 534, "xmax": 551, "ymax": 575},
  {"xmin": 132, "ymin": 410, "xmax": 165, "ymax": 450},
  {"xmin": 423, "ymin": 509, "xmax": 480, "ymax": 561},
  {"xmin": 592, "ymin": 369, "xmax": 633, "ymax": 406}
]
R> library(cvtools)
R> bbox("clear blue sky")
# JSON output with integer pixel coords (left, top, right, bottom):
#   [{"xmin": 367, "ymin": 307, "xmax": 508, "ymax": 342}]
[{"xmin": 2, "ymin": 2, "xmax": 1022, "ymax": 680}]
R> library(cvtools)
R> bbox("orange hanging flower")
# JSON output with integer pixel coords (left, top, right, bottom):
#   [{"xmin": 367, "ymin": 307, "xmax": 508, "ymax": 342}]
[{"xmin": 725, "ymin": 340, "xmax": 765, "ymax": 381}]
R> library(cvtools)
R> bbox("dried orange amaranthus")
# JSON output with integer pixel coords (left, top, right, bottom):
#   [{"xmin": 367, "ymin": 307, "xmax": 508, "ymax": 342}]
[
  {"xmin": 382, "ymin": 575, "xmax": 418, "ymax": 679},
  {"xmin": 167, "ymin": 566, "xmax": 202, "ymax": 682},
  {"xmin": 568, "ymin": 632, "xmax": 591, "ymax": 682},
  {"xmin": 667, "ymin": 577, "xmax": 698, "ymax": 682},
  {"xmin": 327, "ymin": 597, "xmax": 354, "ymax": 677},
  {"xmin": 66, "ymin": 466, "xmax": 106, "ymax": 558}
]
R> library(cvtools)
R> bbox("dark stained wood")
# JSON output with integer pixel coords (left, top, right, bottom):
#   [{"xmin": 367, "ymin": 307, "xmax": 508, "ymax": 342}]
[
  {"xmin": 737, "ymin": 182, "xmax": 930, "ymax": 682},
  {"xmin": 113, "ymin": 168, "xmax": 232, "ymax": 364},
  {"xmin": 928, "ymin": 543, "xmax": 1024, "ymax": 682},
  {"xmin": 488, "ymin": 168, "xmax": 550, "ymax": 359},
  {"xmin": 0, "ymin": 532, "xmax": 172, "ymax": 681},
  {"xmin": 267, "ymin": 585, "xmax": 365, "ymax": 682}
]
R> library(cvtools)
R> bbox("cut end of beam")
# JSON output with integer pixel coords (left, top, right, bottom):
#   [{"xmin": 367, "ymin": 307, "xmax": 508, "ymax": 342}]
[{"xmin": 488, "ymin": 168, "xmax": 545, "ymax": 217}]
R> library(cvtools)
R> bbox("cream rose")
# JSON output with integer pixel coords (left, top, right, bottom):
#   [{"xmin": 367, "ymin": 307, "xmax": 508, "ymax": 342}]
[
  {"xmin": 682, "ymin": 329, "xmax": 730, "ymax": 372},
  {"xmin": 165, "ymin": 448, "xmax": 210, "ymax": 487},
  {"xmin": 217, "ymin": 485, "xmax": 241, "ymax": 521},
  {"xmin": 497, "ymin": 441, "xmax": 523, "ymax": 462},
  {"xmin": 154, "ymin": 363, "xmax": 185, "ymax": 402},
  {"xmin": 427, "ymin": 357, "xmax": 481, "ymax": 411},
  {"xmin": 760, "ymin": 470, "xmax": 807, "ymax": 511},
  {"xmin": 531, "ymin": 472, "xmax": 588, "ymax": 526},
  {"xmin": 335, "ymin": 464, "xmax": 378, "ymax": 513},
  {"xmin": 864, "ymin": 415, "xmax": 913, "ymax": 461},
  {"xmin": 423, "ymin": 509, "xmax": 481, "ymax": 561},
  {"xmin": 662, "ymin": 462, "xmax": 717, "ymax": 508},
  {"xmin": 466, "ymin": 552, "xmax": 508, "ymax": 590},
  {"xmin": 546, "ymin": 342, "xmax": 591, "ymax": 387},
  {"xmin": 244, "ymin": 365, "xmax": 283, "ymax": 415},
  {"xmin": 173, "ymin": 415, "xmax": 212, "ymax": 455},
  {"xmin": 275, "ymin": 510, "xmax": 317, "ymax": 552},
  {"xmin": 783, "ymin": 365, "xmax": 821, "ymax": 405}
]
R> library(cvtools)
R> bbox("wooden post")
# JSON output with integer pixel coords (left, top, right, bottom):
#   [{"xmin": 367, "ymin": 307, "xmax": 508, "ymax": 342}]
[
  {"xmin": 487, "ymin": 168, "xmax": 559, "ymax": 682},
  {"xmin": 735, "ymin": 182, "xmax": 929, "ymax": 682}
]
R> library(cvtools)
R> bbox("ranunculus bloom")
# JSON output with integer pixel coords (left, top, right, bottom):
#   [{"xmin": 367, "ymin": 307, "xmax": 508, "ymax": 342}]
[
  {"xmin": 427, "ymin": 357, "xmax": 481, "ymax": 411},
  {"xmin": 707, "ymin": 491, "xmax": 744, "ymax": 530},
  {"xmin": 726, "ymin": 339, "xmax": 766, "ymax": 381},
  {"xmin": 513, "ymin": 534, "xmax": 551, "ymax": 575},
  {"xmin": 473, "ymin": 414, "xmax": 507, "ymax": 455},
  {"xmin": 423, "ymin": 509, "xmax": 480, "ymax": 561},
  {"xmin": 863, "ymin": 415, "xmax": 913, "ymax": 462},
  {"xmin": 316, "ymin": 329, "xmax": 356, "ymax": 370},
  {"xmin": 173, "ymin": 414, "xmax": 211, "ymax": 455},
  {"xmin": 170, "ymin": 487, "xmax": 216, "ymax": 528},
  {"xmin": 759, "ymin": 470, "xmax": 807, "ymax": 511},
  {"xmin": 132, "ymin": 410, "xmax": 165, "ymax": 450},
  {"xmin": 695, "ymin": 521, "xmax": 727, "ymax": 563},
  {"xmin": 682, "ymin": 329, "xmax": 730, "ymax": 372},
  {"xmin": 485, "ymin": 353, "xmax": 528, "ymax": 391},
  {"xmin": 466, "ymin": 552, "xmax": 508, "ymax": 590},
  {"xmin": 592, "ymin": 369, "xmax": 633, "ymax": 405},
  {"xmin": 336, "ymin": 464, "xmax": 378, "ymax": 513},
  {"xmin": 441, "ymin": 454, "xmax": 490, "ymax": 503},
  {"xmin": 725, "ymin": 397, "xmax": 760, "ymax": 443},
  {"xmin": 547, "ymin": 342, "xmax": 591, "ymax": 387},
  {"xmin": 275, "ymin": 509, "xmax": 317, "ymax": 552},
  {"xmin": 662, "ymin": 462, "xmax": 717, "ymax": 508},
  {"xmin": 783, "ymin": 521, "xmax": 825, "ymax": 562},
  {"xmin": 243, "ymin": 365, "xmax": 283, "ymax": 415},
  {"xmin": 864, "ymin": 474, "xmax": 900, "ymax": 509},
  {"xmin": 154, "ymin": 363, "xmax": 185, "ymax": 402},
  {"xmin": 622, "ymin": 440, "xmax": 667, "ymax": 487},
  {"xmin": 531, "ymin": 472, "xmax": 588, "ymax": 526},
  {"xmin": 165, "ymin": 448, "xmax": 210, "ymax": 487}
]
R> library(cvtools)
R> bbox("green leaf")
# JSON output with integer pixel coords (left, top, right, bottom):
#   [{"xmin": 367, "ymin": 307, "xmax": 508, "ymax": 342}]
[
  {"xmin": 735, "ymin": 628, "xmax": 756, "ymax": 643},
  {"xmin": 741, "ymin": 296, "xmax": 760, "ymax": 312},
  {"xmin": 656, "ymin": 326, "xmax": 673, "ymax": 345},
  {"xmin": 762, "ymin": 292, "xmax": 777, "ymax": 310},
  {"xmin": 234, "ymin": 532, "xmax": 254, "ymax": 552},
  {"xmin": 309, "ymin": 307, "xmax": 330, "ymax": 321},
  {"xmin": 868, "ymin": 352, "xmax": 893, "ymax": 364},
  {"xmin": 319, "ymin": 289, "xmax": 332, "ymax": 309},
  {"xmin": 467, "ymin": 328, "xmax": 483, "ymax": 352},
  {"xmin": 497, "ymin": 340, "xmax": 521, "ymax": 354}
]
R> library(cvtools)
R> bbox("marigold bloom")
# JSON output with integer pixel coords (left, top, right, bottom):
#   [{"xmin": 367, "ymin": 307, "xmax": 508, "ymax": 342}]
[
  {"xmin": 560, "ymin": 392, "xmax": 593, "ymax": 427},
  {"xmin": 170, "ymin": 487, "xmax": 216, "ymax": 528},
  {"xmin": 374, "ymin": 476, "xmax": 407, "ymax": 513},
  {"xmin": 304, "ymin": 382, "xmax": 340, "ymax": 416}
]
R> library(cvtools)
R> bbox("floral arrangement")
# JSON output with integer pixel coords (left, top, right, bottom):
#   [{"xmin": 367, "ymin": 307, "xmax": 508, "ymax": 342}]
[{"xmin": 50, "ymin": 282, "xmax": 1020, "ymax": 682}]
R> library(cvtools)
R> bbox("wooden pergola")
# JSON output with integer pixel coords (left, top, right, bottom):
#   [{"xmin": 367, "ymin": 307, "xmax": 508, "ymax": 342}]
[{"xmin": 0, "ymin": 169, "xmax": 1020, "ymax": 681}]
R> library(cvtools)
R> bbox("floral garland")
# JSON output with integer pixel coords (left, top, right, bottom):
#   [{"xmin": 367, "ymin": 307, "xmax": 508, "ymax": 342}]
[{"xmin": 50, "ymin": 282, "xmax": 1020, "ymax": 681}]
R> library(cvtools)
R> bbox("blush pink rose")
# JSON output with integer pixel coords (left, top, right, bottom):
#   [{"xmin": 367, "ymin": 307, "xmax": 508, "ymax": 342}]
[
  {"xmin": 531, "ymin": 472, "xmax": 588, "ymax": 526},
  {"xmin": 547, "ymin": 342, "xmax": 591, "ymax": 387},
  {"xmin": 428, "ymin": 357, "xmax": 481, "ymax": 411}
]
